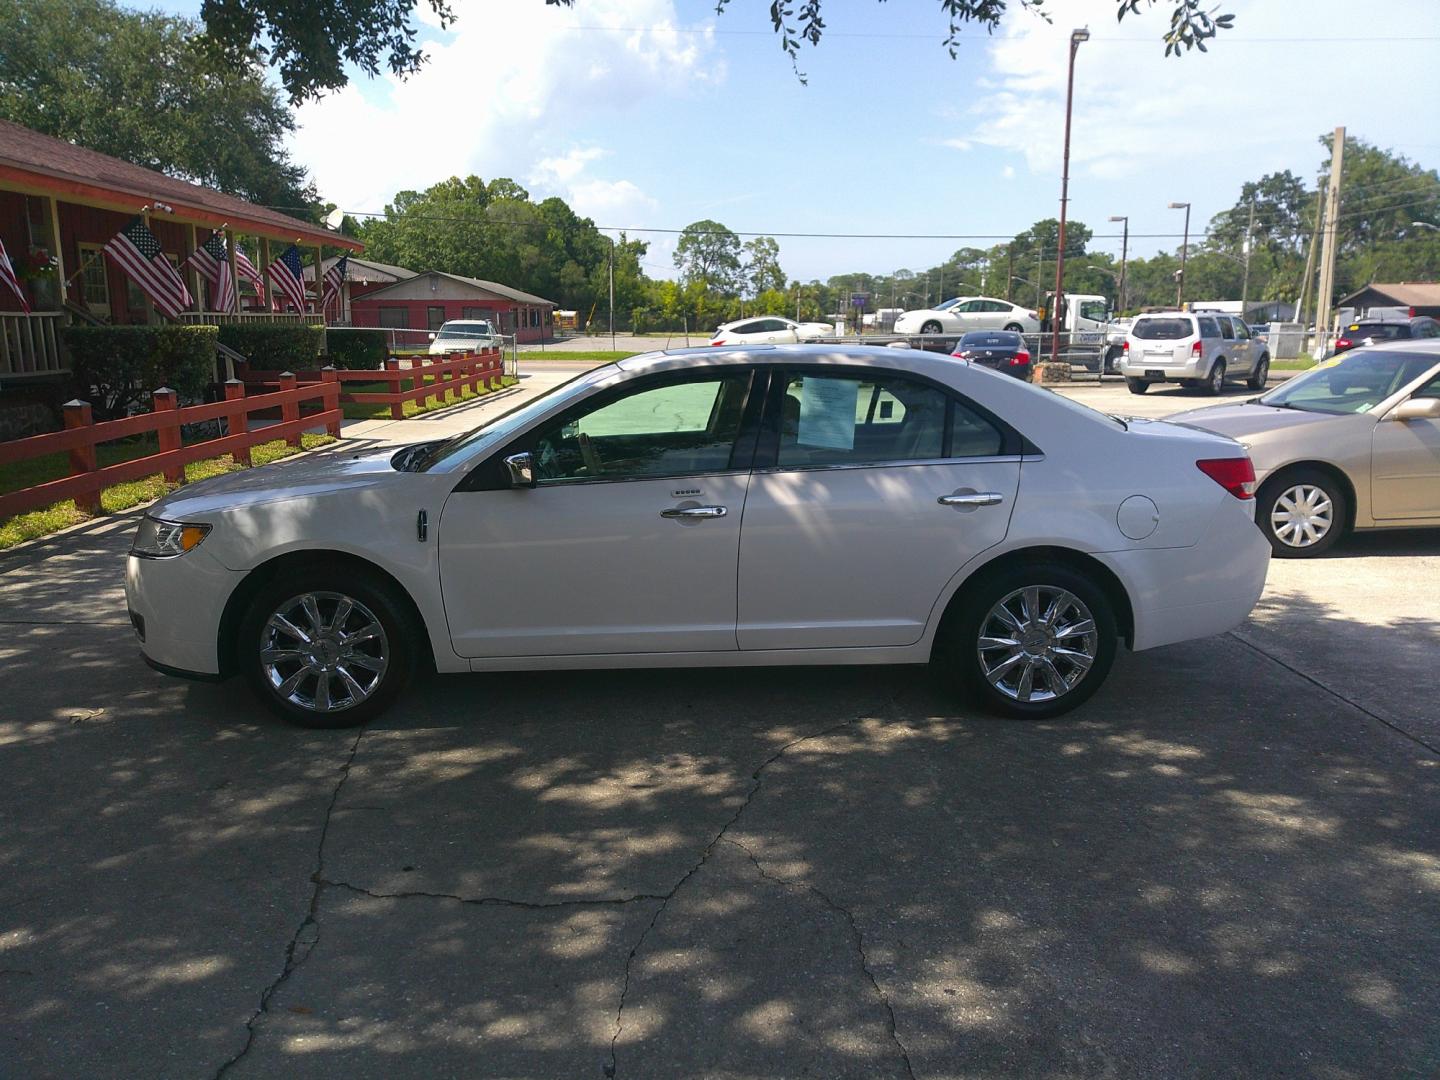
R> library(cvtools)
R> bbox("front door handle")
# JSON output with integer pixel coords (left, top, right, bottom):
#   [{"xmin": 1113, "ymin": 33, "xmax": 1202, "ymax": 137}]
[
  {"xmin": 661, "ymin": 505, "xmax": 728, "ymax": 519},
  {"xmin": 938, "ymin": 492, "xmax": 1004, "ymax": 508}
]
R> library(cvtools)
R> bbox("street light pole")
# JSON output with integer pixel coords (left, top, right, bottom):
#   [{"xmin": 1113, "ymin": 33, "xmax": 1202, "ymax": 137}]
[
  {"xmin": 1051, "ymin": 27, "xmax": 1090, "ymax": 364},
  {"xmin": 1239, "ymin": 200, "xmax": 1255, "ymax": 320},
  {"xmin": 1169, "ymin": 201, "xmax": 1191, "ymax": 308},
  {"xmin": 1108, "ymin": 214, "xmax": 1128, "ymax": 313}
]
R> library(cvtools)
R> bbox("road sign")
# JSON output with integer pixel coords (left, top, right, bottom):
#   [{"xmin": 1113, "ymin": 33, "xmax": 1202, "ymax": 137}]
[{"xmin": 850, "ymin": 292, "xmax": 869, "ymax": 309}]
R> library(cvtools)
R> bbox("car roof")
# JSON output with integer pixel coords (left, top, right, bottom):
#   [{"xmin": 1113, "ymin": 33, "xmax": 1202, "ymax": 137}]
[{"xmin": 1359, "ymin": 337, "xmax": 1440, "ymax": 354}]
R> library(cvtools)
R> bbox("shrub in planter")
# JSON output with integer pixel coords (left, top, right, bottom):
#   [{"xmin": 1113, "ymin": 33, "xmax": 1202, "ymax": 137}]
[
  {"xmin": 217, "ymin": 324, "xmax": 324, "ymax": 370},
  {"xmin": 63, "ymin": 325, "xmax": 219, "ymax": 418},
  {"xmin": 325, "ymin": 328, "xmax": 387, "ymax": 370}
]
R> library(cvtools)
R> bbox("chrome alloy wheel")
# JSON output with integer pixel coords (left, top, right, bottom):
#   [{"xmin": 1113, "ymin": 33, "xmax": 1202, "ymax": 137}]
[
  {"xmin": 977, "ymin": 586, "xmax": 1097, "ymax": 704},
  {"xmin": 259, "ymin": 591, "xmax": 389, "ymax": 714},
  {"xmin": 1270, "ymin": 484, "xmax": 1333, "ymax": 548}
]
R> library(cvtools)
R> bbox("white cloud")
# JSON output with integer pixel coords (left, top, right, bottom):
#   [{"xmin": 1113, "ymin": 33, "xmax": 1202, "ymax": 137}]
[{"xmin": 290, "ymin": 0, "xmax": 719, "ymax": 214}]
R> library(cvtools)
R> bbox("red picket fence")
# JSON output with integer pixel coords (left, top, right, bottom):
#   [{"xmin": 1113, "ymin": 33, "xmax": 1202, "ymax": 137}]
[
  {"xmin": 235, "ymin": 347, "xmax": 504, "ymax": 421},
  {"xmin": 0, "ymin": 374, "xmax": 341, "ymax": 519}
]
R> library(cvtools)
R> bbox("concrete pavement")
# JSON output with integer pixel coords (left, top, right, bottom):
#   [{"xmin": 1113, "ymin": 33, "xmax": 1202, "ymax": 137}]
[{"xmin": 2, "ymin": 358, "xmax": 1438, "ymax": 1078}]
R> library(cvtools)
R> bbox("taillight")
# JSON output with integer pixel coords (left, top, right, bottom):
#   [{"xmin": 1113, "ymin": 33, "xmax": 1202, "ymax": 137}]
[
  {"xmin": 1191, "ymin": 341, "xmax": 1203, "ymax": 358},
  {"xmin": 1009, "ymin": 350, "xmax": 1030, "ymax": 366},
  {"xmin": 1122, "ymin": 340, "xmax": 1129, "ymax": 352},
  {"xmin": 1335, "ymin": 338, "xmax": 1351, "ymax": 350},
  {"xmin": 1196, "ymin": 457, "xmax": 1256, "ymax": 500},
  {"xmin": 711, "ymin": 339, "xmax": 725, "ymax": 346}
]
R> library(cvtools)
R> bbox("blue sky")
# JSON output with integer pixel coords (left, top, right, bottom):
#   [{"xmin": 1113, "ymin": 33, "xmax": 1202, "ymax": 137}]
[{"xmin": 163, "ymin": 0, "xmax": 1440, "ymax": 282}]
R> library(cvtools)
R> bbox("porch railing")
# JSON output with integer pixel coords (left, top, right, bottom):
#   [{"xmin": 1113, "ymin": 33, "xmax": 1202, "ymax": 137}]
[
  {"xmin": 177, "ymin": 311, "xmax": 325, "ymax": 326},
  {"xmin": 1, "ymin": 312, "xmax": 67, "ymax": 377}
]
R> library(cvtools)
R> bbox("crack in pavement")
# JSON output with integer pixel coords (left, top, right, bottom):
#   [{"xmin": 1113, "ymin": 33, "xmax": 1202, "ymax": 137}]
[
  {"xmin": 319, "ymin": 877, "xmax": 668, "ymax": 909},
  {"xmin": 212, "ymin": 725, "xmax": 368, "ymax": 1080},
  {"xmin": 1228, "ymin": 630, "xmax": 1440, "ymax": 757},
  {"xmin": 724, "ymin": 837, "xmax": 917, "ymax": 1080},
  {"xmin": 606, "ymin": 701, "xmax": 898, "ymax": 1079}
]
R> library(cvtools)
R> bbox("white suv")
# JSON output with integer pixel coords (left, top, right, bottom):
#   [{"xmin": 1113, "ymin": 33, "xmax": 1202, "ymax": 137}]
[{"xmin": 1119, "ymin": 311, "xmax": 1270, "ymax": 395}]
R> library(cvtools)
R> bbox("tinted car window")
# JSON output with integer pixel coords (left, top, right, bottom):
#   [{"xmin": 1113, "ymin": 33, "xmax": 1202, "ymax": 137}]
[
  {"xmin": 1132, "ymin": 318, "xmax": 1193, "ymax": 340},
  {"xmin": 1233, "ymin": 320, "xmax": 1251, "ymax": 340},
  {"xmin": 1198, "ymin": 317, "xmax": 1220, "ymax": 337},
  {"xmin": 1347, "ymin": 323, "xmax": 1407, "ymax": 341},
  {"xmin": 1219, "ymin": 319, "xmax": 1235, "ymax": 340},
  {"xmin": 777, "ymin": 373, "xmax": 946, "ymax": 467},
  {"xmin": 533, "ymin": 374, "xmax": 751, "ymax": 481},
  {"xmin": 959, "ymin": 331, "xmax": 1022, "ymax": 348},
  {"xmin": 1079, "ymin": 300, "xmax": 1109, "ymax": 322},
  {"xmin": 1261, "ymin": 351, "xmax": 1439, "ymax": 415},
  {"xmin": 949, "ymin": 401, "xmax": 1005, "ymax": 457}
]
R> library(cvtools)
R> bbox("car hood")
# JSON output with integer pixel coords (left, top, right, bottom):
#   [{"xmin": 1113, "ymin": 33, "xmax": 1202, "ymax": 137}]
[
  {"xmin": 1163, "ymin": 402, "xmax": 1359, "ymax": 440},
  {"xmin": 149, "ymin": 444, "xmax": 415, "ymax": 520}
]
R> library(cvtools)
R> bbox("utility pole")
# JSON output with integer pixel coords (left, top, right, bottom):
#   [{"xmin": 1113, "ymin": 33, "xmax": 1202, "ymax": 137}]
[
  {"xmin": 1314, "ymin": 126, "xmax": 1346, "ymax": 355},
  {"xmin": 1005, "ymin": 247, "xmax": 1014, "ymax": 302},
  {"xmin": 1052, "ymin": 27, "xmax": 1090, "ymax": 364},
  {"xmin": 608, "ymin": 236, "xmax": 616, "ymax": 351},
  {"xmin": 1295, "ymin": 185, "xmax": 1325, "ymax": 329},
  {"xmin": 1108, "ymin": 215, "xmax": 1128, "ymax": 313},
  {"xmin": 1169, "ymin": 201, "xmax": 1192, "ymax": 308},
  {"xmin": 1239, "ymin": 200, "xmax": 1256, "ymax": 320}
]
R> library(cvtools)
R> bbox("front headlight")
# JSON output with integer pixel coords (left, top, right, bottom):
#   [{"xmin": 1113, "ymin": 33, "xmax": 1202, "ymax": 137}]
[{"xmin": 132, "ymin": 516, "xmax": 212, "ymax": 559}]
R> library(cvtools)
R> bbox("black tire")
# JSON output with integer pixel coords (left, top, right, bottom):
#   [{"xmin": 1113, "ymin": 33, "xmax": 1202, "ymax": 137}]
[
  {"xmin": 1125, "ymin": 377, "xmax": 1149, "ymax": 395},
  {"xmin": 1256, "ymin": 468, "xmax": 1348, "ymax": 558},
  {"xmin": 937, "ymin": 562, "xmax": 1118, "ymax": 719},
  {"xmin": 1203, "ymin": 360, "xmax": 1226, "ymax": 395},
  {"xmin": 238, "ymin": 566, "xmax": 420, "ymax": 728},
  {"xmin": 1247, "ymin": 354, "xmax": 1270, "ymax": 391},
  {"xmin": 1103, "ymin": 345, "xmax": 1123, "ymax": 374},
  {"xmin": 921, "ymin": 320, "xmax": 942, "ymax": 335},
  {"xmin": 1004, "ymin": 322, "xmax": 1025, "ymax": 333}
]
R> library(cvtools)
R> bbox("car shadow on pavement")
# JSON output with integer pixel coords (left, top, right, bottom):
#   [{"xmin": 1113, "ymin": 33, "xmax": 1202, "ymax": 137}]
[{"xmin": 3, "ymin": 592, "xmax": 1438, "ymax": 1076}]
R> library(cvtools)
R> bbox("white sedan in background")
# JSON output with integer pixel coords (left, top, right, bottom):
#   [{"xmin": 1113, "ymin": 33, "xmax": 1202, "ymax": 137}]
[
  {"xmin": 895, "ymin": 297, "xmax": 1041, "ymax": 336},
  {"xmin": 127, "ymin": 345, "xmax": 1268, "ymax": 728},
  {"xmin": 710, "ymin": 316, "xmax": 833, "ymax": 345}
]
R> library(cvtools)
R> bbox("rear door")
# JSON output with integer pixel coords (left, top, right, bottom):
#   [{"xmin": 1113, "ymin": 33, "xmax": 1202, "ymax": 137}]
[
  {"xmin": 736, "ymin": 367, "xmax": 1021, "ymax": 650},
  {"xmin": 1372, "ymin": 368, "xmax": 1440, "ymax": 520}
]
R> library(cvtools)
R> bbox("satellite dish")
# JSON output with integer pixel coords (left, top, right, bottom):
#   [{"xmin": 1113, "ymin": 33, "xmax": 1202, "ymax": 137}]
[{"xmin": 325, "ymin": 207, "xmax": 345, "ymax": 230}]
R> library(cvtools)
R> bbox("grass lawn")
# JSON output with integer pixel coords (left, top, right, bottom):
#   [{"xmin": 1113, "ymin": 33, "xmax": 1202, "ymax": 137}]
[
  {"xmin": 0, "ymin": 433, "xmax": 336, "ymax": 551},
  {"xmin": 340, "ymin": 376, "xmax": 519, "ymax": 420},
  {"xmin": 1271, "ymin": 359, "xmax": 1318, "ymax": 371},
  {"xmin": 519, "ymin": 350, "xmax": 638, "ymax": 363}
]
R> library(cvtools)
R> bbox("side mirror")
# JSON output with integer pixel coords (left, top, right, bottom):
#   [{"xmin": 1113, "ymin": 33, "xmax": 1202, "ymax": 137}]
[
  {"xmin": 1392, "ymin": 397, "xmax": 1440, "ymax": 422},
  {"xmin": 503, "ymin": 451, "xmax": 536, "ymax": 488},
  {"xmin": 428, "ymin": 332, "xmax": 437, "ymax": 341}
]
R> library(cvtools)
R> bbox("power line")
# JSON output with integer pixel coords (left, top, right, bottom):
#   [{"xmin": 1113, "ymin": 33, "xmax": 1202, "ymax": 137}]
[{"xmin": 556, "ymin": 25, "xmax": 1440, "ymax": 44}]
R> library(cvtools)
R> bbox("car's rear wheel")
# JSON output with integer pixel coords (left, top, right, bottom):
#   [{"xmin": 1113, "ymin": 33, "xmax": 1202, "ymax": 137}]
[
  {"xmin": 1204, "ymin": 360, "xmax": 1226, "ymax": 395},
  {"xmin": 1125, "ymin": 377, "xmax": 1149, "ymax": 395},
  {"xmin": 1004, "ymin": 322, "xmax": 1025, "ymax": 333},
  {"xmin": 1103, "ymin": 345, "xmax": 1123, "ymax": 374},
  {"xmin": 1257, "ymin": 469, "xmax": 1347, "ymax": 558},
  {"xmin": 1247, "ymin": 355, "xmax": 1270, "ymax": 390},
  {"xmin": 921, "ymin": 320, "xmax": 942, "ymax": 335},
  {"xmin": 939, "ymin": 564, "xmax": 1117, "ymax": 719},
  {"xmin": 239, "ymin": 568, "xmax": 418, "ymax": 728}
]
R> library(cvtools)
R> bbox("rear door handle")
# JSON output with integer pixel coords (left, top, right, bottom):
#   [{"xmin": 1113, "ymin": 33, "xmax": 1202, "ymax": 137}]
[
  {"xmin": 661, "ymin": 505, "xmax": 728, "ymax": 519},
  {"xmin": 938, "ymin": 492, "xmax": 1004, "ymax": 508}
]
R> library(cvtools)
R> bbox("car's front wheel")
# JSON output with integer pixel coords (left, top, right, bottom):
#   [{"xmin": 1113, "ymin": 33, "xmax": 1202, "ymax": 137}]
[
  {"xmin": 1247, "ymin": 355, "xmax": 1270, "ymax": 390},
  {"xmin": 921, "ymin": 320, "xmax": 942, "ymax": 335},
  {"xmin": 939, "ymin": 563, "xmax": 1118, "ymax": 719},
  {"xmin": 1256, "ymin": 469, "xmax": 1347, "ymax": 558},
  {"xmin": 239, "ymin": 567, "xmax": 419, "ymax": 727},
  {"xmin": 1125, "ymin": 377, "xmax": 1149, "ymax": 394}
]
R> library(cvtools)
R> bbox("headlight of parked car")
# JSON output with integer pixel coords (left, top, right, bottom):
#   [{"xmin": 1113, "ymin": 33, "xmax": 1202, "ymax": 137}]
[{"xmin": 131, "ymin": 516, "xmax": 212, "ymax": 559}]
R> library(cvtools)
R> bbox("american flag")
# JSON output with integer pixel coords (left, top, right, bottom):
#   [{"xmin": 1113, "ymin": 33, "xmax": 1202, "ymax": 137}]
[
  {"xmin": 322, "ymin": 254, "xmax": 348, "ymax": 314},
  {"xmin": 182, "ymin": 231, "xmax": 234, "ymax": 313},
  {"xmin": 266, "ymin": 244, "xmax": 308, "ymax": 313},
  {"xmin": 0, "ymin": 236, "xmax": 30, "ymax": 314},
  {"xmin": 234, "ymin": 244, "xmax": 264, "ymax": 291},
  {"xmin": 103, "ymin": 218, "xmax": 192, "ymax": 319}
]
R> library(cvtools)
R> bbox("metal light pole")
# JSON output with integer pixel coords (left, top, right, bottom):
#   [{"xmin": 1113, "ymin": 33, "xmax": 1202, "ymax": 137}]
[
  {"xmin": 1051, "ymin": 27, "xmax": 1089, "ymax": 364},
  {"xmin": 1239, "ymin": 200, "xmax": 1255, "ymax": 320},
  {"xmin": 1108, "ymin": 214, "xmax": 1128, "ymax": 312},
  {"xmin": 1169, "ymin": 201, "xmax": 1191, "ymax": 308}
]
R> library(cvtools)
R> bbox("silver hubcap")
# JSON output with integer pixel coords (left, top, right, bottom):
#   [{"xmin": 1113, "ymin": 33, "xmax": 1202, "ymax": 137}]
[
  {"xmin": 260, "ymin": 591, "xmax": 389, "ymax": 713},
  {"xmin": 1271, "ymin": 484, "xmax": 1333, "ymax": 548},
  {"xmin": 977, "ymin": 586, "xmax": 1098, "ymax": 704}
]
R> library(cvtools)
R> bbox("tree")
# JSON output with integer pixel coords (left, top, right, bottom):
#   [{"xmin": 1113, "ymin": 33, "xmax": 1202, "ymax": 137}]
[
  {"xmin": 674, "ymin": 220, "xmax": 743, "ymax": 295},
  {"xmin": 1207, "ymin": 170, "xmax": 1311, "ymax": 257},
  {"xmin": 195, "ymin": 0, "xmax": 1237, "ymax": 103},
  {"xmin": 743, "ymin": 237, "xmax": 786, "ymax": 298},
  {"xmin": 0, "ymin": 0, "xmax": 315, "ymax": 211}
]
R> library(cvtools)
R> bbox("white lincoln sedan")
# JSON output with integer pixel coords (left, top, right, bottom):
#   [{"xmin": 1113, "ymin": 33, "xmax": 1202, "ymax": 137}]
[{"xmin": 127, "ymin": 346, "xmax": 1269, "ymax": 728}]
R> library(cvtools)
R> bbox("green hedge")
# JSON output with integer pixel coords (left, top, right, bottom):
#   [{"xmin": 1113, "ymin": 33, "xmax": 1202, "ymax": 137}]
[
  {"xmin": 63, "ymin": 325, "xmax": 219, "ymax": 419},
  {"xmin": 325, "ymin": 328, "xmax": 387, "ymax": 370},
  {"xmin": 217, "ymin": 324, "xmax": 324, "ymax": 370}
]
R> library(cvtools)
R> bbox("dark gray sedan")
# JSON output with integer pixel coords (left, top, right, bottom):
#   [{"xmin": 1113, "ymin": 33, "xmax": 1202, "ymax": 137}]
[{"xmin": 951, "ymin": 330, "xmax": 1033, "ymax": 381}]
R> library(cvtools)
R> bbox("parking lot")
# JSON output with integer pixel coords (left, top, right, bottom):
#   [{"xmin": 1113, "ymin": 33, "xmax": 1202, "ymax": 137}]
[{"xmin": 2, "ymin": 368, "xmax": 1438, "ymax": 1078}]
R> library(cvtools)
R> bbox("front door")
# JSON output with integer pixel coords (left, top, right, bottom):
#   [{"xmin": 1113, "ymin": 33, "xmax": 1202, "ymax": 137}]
[
  {"xmin": 737, "ymin": 369, "xmax": 1021, "ymax": 650},
  {"xmin": 439, "ymin": 370, "xmax": 758, "ymax": 657},
  {"xmin": 1372, "ymin": 374, "xmax": 1440, "ymax": 520}
]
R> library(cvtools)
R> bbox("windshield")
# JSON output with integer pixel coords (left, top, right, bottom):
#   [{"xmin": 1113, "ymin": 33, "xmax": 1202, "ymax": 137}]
[
  {"xmin": 437, "ymin": 322, "xmax": 494, "ymax": 339},
  {"xmin": 1342, "ymin": 324, "xmax": 1405, "ymax": 342},
  {"xmin": 1259, "ymin": 349, "xmax": 1440, "ymax": 414},
  {"xmin": 418, "ymin": 365, "xmax": 619, "ymax": 469},
  {"xmin": 1132, "ymin": 317, "xmax": 1193, "ymax": 340},
  {"xmin": 934, "ymin": 298, "xmax": 962, "ymax": 311}
]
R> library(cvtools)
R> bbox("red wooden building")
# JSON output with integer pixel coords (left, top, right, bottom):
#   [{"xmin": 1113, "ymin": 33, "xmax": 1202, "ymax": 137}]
[
  {"xmin": 0, "ymin": 117, "xmax": 361, "ymax": 381},
  {"xmin": 349, "ymin": 270, "xmax": 557, "ymax": 344},
  {"xmin": 304, "ymin": 256, "xmax": 416, "ymax": 326}
]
